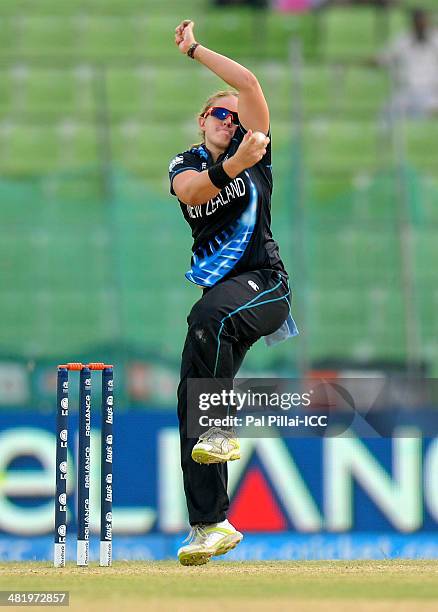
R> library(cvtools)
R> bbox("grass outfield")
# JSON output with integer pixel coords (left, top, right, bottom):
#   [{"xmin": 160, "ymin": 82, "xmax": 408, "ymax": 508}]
[{"xmin": 0, "ymin": 561, "xmax": 437, "ymax": 611}]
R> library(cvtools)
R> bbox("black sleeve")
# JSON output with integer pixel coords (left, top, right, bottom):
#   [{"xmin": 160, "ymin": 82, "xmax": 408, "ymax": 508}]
[{"xmin": 169, "ymin": 150, "xmax": 203, "ymax": 196}]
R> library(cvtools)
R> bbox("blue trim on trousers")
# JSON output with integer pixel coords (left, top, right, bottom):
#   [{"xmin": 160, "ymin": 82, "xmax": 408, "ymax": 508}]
[{"xmin": 213, "ymin": 277, "xmax": 290, "ymax": 376}]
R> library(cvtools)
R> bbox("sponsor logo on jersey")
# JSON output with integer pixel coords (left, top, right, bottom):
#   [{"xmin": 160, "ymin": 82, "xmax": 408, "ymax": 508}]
[{"xmin": 169, "ymin": 156, "xmax": 183, "ymax": 172}]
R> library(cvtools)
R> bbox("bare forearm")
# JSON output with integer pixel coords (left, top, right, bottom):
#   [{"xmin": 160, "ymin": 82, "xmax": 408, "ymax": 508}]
[
  {"xmin": 180, "ymin": 157, "xmax": 245, "ymax": 206},
  {"xmin": 192, "ymin": 45, "xmax": 257, "ymax": 91}
]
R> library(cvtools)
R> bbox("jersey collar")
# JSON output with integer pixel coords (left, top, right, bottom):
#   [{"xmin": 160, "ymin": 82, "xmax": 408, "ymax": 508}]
[{"xmin": 201, "ymin": 143, "xmax": 231, "ymax": 166}]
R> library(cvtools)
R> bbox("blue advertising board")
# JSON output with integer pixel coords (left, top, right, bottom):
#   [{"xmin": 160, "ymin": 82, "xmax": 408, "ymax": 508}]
[{"xmin": 0, "ymin": 410, "xmax": 437, "ymax": 560}]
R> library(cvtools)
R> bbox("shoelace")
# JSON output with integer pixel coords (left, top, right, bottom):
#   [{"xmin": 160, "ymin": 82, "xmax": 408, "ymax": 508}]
[
  {"xmin": 182, "ymin": 525, "xmax": 208, "ymax": 545},
  {"xmin": 199, "ymin": 427, "xmax": 236, "ymax": 442}
]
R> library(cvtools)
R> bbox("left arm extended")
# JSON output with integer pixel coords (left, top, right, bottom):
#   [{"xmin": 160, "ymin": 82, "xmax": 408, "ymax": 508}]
[{"xmin": 175, "ymin": 20, "xmax": 269, "ymax": 135}]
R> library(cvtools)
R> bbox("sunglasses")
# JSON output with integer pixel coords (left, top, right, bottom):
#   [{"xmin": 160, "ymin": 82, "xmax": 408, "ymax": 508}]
[{"xmin": 204, "ymin": 106, "xmax": 239, "ymax": 125}]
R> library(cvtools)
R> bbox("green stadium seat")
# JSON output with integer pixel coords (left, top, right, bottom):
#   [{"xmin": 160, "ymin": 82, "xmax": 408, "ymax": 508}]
[
  {"xmin": 307, "ymin": 176, "xmax": 352, "ymax": 202},
  {"xmin": 322, "ymin": 8, "xmax": 379, "ymax": 61},
  {"xmin": 403, "ymin": 120, "xmax": 438, "ymax": 174},
  {"xmin": 138, "ymin": 16, "xmax": 191, "ymax": 60},
  {"xmin": 106, "ymin": 67, "xmax": 153, "ymax": 119},
  {"xmin": 15, "ymin": 68, "xmax": 95, "ymax": 118},
  {"xmin": 110, "ymin": 122, "xmax": 191, "ymax": 179},
  {"xmin": 0, "ymin": 123, "xmax": 99, "ymax": 175},
  {"xmin": 44, "ymin": 291, "xmax": 109, "ymax": 347},
  {"xmin": 417, "ymin": 284, "xmax": 438, "ymax": 356},
  {"xmin": 269, "ymin": 121, "xmax": 294, "ymax": 150},
  {"xmin": 300, "ymin": 65, "xmax": 337, "ymax": 117},
  {"xmin": 79, "ymin": 17, "xmax": 140, "ymax": 59},
  {"xmin": 147, "ymin": 68, "xmax": 224, "ymax": 122},
  {"xmin": 0, "ymin": 69, "xmax": 17, "ymax": 118},
  {"xmin": 303, "ymin": 120, "xmax": 391, "ymax": 175},
  {"xmin": 268, "ymin": 12, "xmax": 316, "ymax": 60},
  {"xmin": 0, "ymin": 0, "xmax": 204, "ymax": 18},
  {"xmin": 0, "ymin": 125, "xmax": 59, "ymax": 173},
  {"xmin": 307, "ymin": 172, "xmax": 402, "ymax": 225},
  {"xmin": 415, "ymin": 176, "xmax": 438, "ymax": 225},
  {"xmin": 413, "ymin": 230, "xmax": 438, "ymax": 285},
  {"xmin": 201, "ymin": 10, "xmax": 257, "ymax": 59},
  {"xmin": 355, "ymin": 172, "xmax": 402, "ymax": 223},
  {"xmin": 295, "ymin": 200, "xmax": 408, "ymax": 364},
  {"xmin": 0, "ymin": 17, "xmax": 17, "ymax": 52},
  {"xmin": 17, "ymin": 17, "xmax": 77, "ymax": 58},
  {"xmin": 388, "ymin": 9, "xmax": 408, "ymax": 40},
  {"xmin": 140, "ymin": 0, "xmax": 204, "ymax": 17},
  {"xmin": 0, "ymin": 65, "xmax": 98, "ymax": 119},
  {"xmin": 23, "ymin": 69, "xmax": 74, "ymax": 116},
  {"xmin": 308, "ymin": 230, "xmax": 398, "ymax": 286},
  {"xmin": 255, "ymin": 64, "xmax": 333, "ymax": 120},
  {"xmin": 341, "ymin": 67, "xmax": 390, "ymax": 118},
  {"xmin": 260, "ymin": 65, "xmax": 389, "ymax": 120},
  {"xmin": 0, "ymin": 291, "xmax": 41, "ymax": 350},
  {"xmin": 63, "ymin": 124, "xmax": 100, "ymax": 167}
]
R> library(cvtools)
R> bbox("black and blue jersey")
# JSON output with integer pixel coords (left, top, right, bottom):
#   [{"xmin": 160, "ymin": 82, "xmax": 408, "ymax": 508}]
[{"xmin": 169, "ymin": 123, "xmax": 287, "ymax": 287}]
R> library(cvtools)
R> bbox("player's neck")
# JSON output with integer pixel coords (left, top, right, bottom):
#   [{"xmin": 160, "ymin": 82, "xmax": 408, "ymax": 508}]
[{"xmin": 204, "ymin": 141, "xmax": 226, "ymax": 163}]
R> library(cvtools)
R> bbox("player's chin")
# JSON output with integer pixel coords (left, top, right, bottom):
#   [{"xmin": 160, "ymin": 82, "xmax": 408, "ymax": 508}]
[{"xmin": 215, "ymin": 131, "xmax": 233, "ymax": 148}]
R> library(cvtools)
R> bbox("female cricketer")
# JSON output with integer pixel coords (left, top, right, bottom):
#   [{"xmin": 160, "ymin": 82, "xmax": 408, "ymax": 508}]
[{"xmin": 169, "ymin": 19, "xmax": 297, "ymax": 566}]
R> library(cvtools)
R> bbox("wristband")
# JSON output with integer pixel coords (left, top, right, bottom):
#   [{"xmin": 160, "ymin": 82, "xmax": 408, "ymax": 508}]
[
  {"xmin": 187, "ymin": 43, "xmax": 200, "ymax": 59},
  {"xmin": 208, "ymin": 162, "xmax": 232, "ymax": 189}
]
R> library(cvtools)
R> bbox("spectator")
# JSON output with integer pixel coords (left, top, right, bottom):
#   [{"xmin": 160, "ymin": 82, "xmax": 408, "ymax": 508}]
[
  {"xmin": 378, "ymin": 8, "xmax": 438, "ymax": 117},
  {"xmin": 275, "ymin": 0, "xmax": 312, "ymax": 12}
]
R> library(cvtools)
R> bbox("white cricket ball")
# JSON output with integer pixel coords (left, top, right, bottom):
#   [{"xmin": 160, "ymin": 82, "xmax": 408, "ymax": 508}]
[{"xmin": 252, "ymin": 131, "xmax": 267, "ymax": 145}]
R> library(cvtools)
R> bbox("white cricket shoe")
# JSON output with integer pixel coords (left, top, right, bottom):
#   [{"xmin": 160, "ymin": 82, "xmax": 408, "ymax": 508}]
[
  {"xmin": 178, "ymin": 520, "xmax": 243, "ymax": 566},
  {"xmin": 191, "ymin": 427, "xmax": 240, "ymax": 464}
]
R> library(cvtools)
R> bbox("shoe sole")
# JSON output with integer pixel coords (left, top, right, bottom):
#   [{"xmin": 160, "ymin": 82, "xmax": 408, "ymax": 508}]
[
  {"xmin": 191, "ymin": 448, "xmax": 240, "ymax": 464},
  {"xmin": 214, "ymin": 532, "xmax": 243, "ymax": 557},
  {"xmin": 178, "ymin": 550, "xmax": 213, "ymax": 566},
  {"xmin": 178, "ymin": 533, "xmax": 243, "ymax": 566}
]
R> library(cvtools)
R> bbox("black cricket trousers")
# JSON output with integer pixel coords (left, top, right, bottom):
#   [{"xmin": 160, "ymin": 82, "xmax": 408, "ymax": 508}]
[{"xmin": 177, "ymin": 268, "xmax": 290, "ymax": 525}]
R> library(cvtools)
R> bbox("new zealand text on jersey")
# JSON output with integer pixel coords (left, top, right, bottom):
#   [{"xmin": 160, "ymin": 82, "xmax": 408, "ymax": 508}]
[{"xmin": 186, "ymin": 177, "xmax": 246, "ymax": 219}]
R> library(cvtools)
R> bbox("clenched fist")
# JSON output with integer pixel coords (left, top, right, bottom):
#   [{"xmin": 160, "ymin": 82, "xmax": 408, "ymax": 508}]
[{"xmin": 175, "ymin": 20, "xmax": 197, "ymax": 54}]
